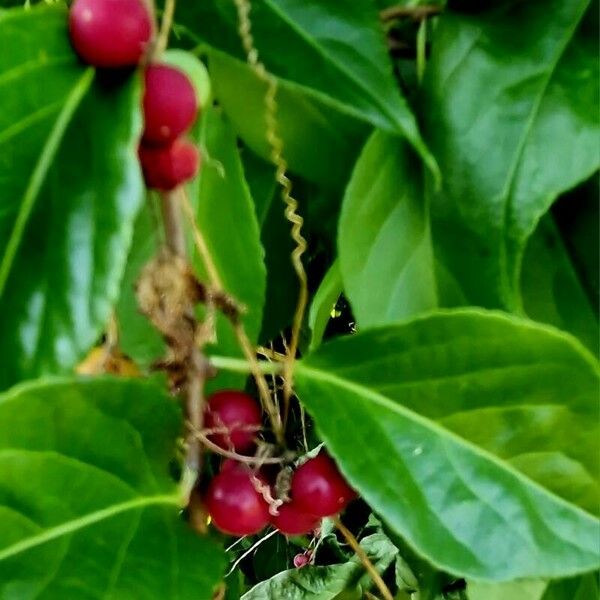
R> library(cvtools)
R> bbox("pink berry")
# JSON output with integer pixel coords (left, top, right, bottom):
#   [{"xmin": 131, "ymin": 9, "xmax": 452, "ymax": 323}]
[
  {"xmin": 205, "ymin": 463, "xmax": 270, "ymax": 536},
  {"xmin": 204, "ymin": 390, "xmax": 262, "ymax": 453},
  {"xmin": 142, "ymin": 64, "xmax": 198, "ymax": 145},
  {"xmin": 293, "ymin": 553, "xmax": 310, "ymax": 568},
  {"xmin": 138, "ymin": 139, "xmax": 199, "ymax": 191},
  {"xmin": 69, "ymin": 0, "xmax": 153, "ymax": 68},
  {"xmin": 271, "ymin": 501, "xmax": 320, "ymax": 536},
  {"xmin": 291, "ymin": 452, "xmax": 356, "ymax": 518}
]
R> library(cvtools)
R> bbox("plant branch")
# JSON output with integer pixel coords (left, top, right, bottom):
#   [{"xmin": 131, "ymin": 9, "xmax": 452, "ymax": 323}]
[
  {"xmin": 334, "ymin": 517, "xmax": 394, "ymax": 600},
  {"xmin": 154, "ymin": 0, "xmax": 176, "ymax": 57},
  {"xmin": 158, "ymin": 191, "xmax": 207, "ymax": 503},
  {"xmin": 180, "ymin": 189, "xmax": 286, "ymax": 446},
  {"xmin": 209, "ymin": 354, "xmax": 283, "ymax": 376}
]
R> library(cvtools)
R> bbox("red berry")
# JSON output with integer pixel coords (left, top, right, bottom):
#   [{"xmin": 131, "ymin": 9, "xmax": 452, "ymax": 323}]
[
  {"xmin": 143, "ymin": 64, "xmax": 198, "ymax": 145},
  {"xmin": 69, "ymin": 0, "xmax": 153, "ymax": 68},
  {"xmin": 291, "ymin": 452, "xmax": 356, "ymax": 518},
  {"xmin": 138, "ymin": 139, "xmax": 199, "ymax": 191},
  {"xmin": 204, "ymin": 390, "xmax": 262, "ymax": 453},
  {"xmin": 293, "ymin": 553, "xmax": 310, "ymax": 568},
  {"xmin": 271, "ymin": 501, "xmax": 320, "ymax": 536},
  {"xmin": 205, "ymin": 463, "xmax": 270, "ymax": 536}
]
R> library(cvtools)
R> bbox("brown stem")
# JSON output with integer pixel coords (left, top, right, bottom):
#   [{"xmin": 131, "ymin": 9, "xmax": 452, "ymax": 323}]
[
  {"xmin": 192, "ymin": 429, "xmax": 287, "ymax": 465},
  {"xmin": 159, "ymin": 190, "xmax": 206, "ymax": 501},
  {"xmin": 380, "ymin": 5, "xmax": 442, "ymax": 21},
  {"xmin": 180, "ymin": 189, "xmax": 286, "ymax": 446},
  {"xmin": 154, "ymin": 0, "xmax": 176, "ymax": 57},
  {"xmin": 334, "ymin": 517, "xmax": 394, "ymax": 600}
]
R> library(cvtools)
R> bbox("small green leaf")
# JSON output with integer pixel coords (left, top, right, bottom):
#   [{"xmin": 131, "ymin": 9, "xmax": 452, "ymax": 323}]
[
  {"xmin": 193, "ymin": 108, "xmax": 267, "ymax": 388},
  {"xmin": 177, "ymin": 0, "xmax": 438, "ymax": 178},
  {"xmin": 339, "ymin": 131, "xmax": 438, "ymax": 327},
  {"xmin": 308, "ymin": 260, "xmax": 342, "ymax": 352},
  {"xmin": 425, "ymin": 0, "xmax": 599, "ymax": 309},
  {"xmin": 0, "ymin": 377, "xmax": 225, "ymax": 598},
  {"xmin": 295, "ymin": 309, "xmax": 600, "ymax": 580},
  {"xmin": 116, "ymin": 196, "xmax": 166, "ymax": 368},
  {"xmin": 0, "ymin": 6, "xmax": 144, "ymax": 389},
  {"xmin": 207, "ymin": 48, "xmax": 368, "ymax": 189},
  {"xmin": 521, "ymin": 214, "xmax": 598, "ymax": 354}
]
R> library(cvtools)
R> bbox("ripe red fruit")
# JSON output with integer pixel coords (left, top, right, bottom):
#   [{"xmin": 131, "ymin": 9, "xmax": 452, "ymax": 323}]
[
  {"xmin": 143, "ymin": 64, "xmax": 198, "ymax": 145},
  {"xmin": 69, "ymin": 0, "xmax": 153, "ymax": 68},
  {"xmin": 291, "ymin": 452, "xmax": 356, "ymax": 518},
  {"xmin": 271, "ymin": 501, "xmax": 320, "ymax": 536},
  {"xmin": 205, "ymin": 463, "xmax": 270, "ymax": 536},
  {"xmin": 138, "ymin": 139, "xmax": 199, "ymax": 191},
  {"xmin": 204, "ymin": 390, "xmax": 262, "ymax": 453}
]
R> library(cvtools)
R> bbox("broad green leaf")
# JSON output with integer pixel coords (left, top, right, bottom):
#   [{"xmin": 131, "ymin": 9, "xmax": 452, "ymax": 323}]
[
  {"xmin": 425, "ymin": 0, "xmax": 599, "ymax": 309},
  {"xmin": 193, "ymin": 108, "xmax": 266, "ymax": 388},
  {"xmin": 0, "ymin": 6, "xmax": 144, "ymax": 389},
  {"xmin": 176, "ymin": 0, "xmax": 438, "ymax": 177},
  {"xmin": 521, "ymin": 214, "xmax": 598, "ymax": 354},
  {"xmin": 116, "ymin": 196, "xmax": 166, "ymax": 368},
  {"xmin": 541, "ymin": 572, "xmax": 600, "ymax": 600},
  {"xmin": 339, "ymin": 131, "xmax": 437, "ymax": 327},
  {"xmin": 0, "ymin": 377, "xmax": 225, "ymax": 598},
  {"xmin": 295, "ymin": 310, "xmax": 600, "ymax": 580},
  {"xmin": 308, "ymin": 260, "xmax": 342, "ymax": 352},
  {"xmin": 242, "ymin": 533, "xmax": 396, "ymax": 599},
  {"xmin": 468, "ymin": 580, "xmax": 547, "ymax": 600},
  {"xmin": 207, "ymin": 49, "xmax": 369, "ymax": 189}
]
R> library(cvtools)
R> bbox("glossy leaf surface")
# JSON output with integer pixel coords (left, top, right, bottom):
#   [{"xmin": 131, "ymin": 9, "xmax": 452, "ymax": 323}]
[{"xmin": 296, "ymin": 310, "xmax": 600, "ymax": 580}]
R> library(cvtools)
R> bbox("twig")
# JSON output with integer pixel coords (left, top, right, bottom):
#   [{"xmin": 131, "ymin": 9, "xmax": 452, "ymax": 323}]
[
  {"xmin": 192, "ymin": 429, "xmax": 287, "ymax": 465},
  {"xmin": 380, "ymin": 5, "xmax": 442, "ymax": 21},
  {"xmin": 180, "ymin": 189, "xmax": 285, "ymax": 446},
  {"xmin": 334, "ymin": 518, "xmax": 394, "ymax": 600},
  {"xmin": 226, "ymin": 529, "xmax": 278, "ymax": 576},
  {"xmin": 154, "ymin": 0, "xmax": 176, "ymax": 57},
  {"xmin": 159, "ymin": 191, "xmax": 207, "ymax": 503}
]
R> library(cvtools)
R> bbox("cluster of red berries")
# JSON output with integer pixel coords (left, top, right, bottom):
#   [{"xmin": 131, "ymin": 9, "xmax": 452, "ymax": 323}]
[
  {"xmin": 202, "ymin": 390, "xmax": 356, "ymax": 537},
  {"xmin": 69, "ymin": 0, "xmax": 201, "ymax": 191}
]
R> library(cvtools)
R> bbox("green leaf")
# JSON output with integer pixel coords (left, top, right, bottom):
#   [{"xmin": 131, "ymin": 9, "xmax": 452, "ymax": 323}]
[
  {"xmin": 242, "ymin": 532, "xmax": 396, "ymax": 599},
  {"xmin": 0, "ymin": 6, "xmax": 144, "ymax": 389},
  {"xmin": 308, "ymin": 260, "xmax": 342, "ymax": 352},
  {"xmin": 541, "ymin": 572, "xmax": 600, "ymax": 600},
  {"xmin": 468, "ymin": 580, "xmax": 547, "ymax": 600},
  {"xmin": 177, "ymin": 0, "xmax": 438, "ymax": 178},
  {"xmin": 193, "ymin": 108, "xmax": 267, "ymax": 388},
  {"xmin": 425, "ymin": 0, "xmax": 599, "ymax": 309},
  {"xmin": 0, "ymin": 377, "xmax": 225, "ymax": 597},
  {"xmin": 521, "ymin": 214, "xmax": 598, "ymax": 355},
  {"xmin": 295, "ymin": 309, "xmax": 600, "ymax": 580},
  {"xmin": 116, "ymin": 196, "xmax": 166, "ymax": 368},
  {"xmin": 207, "ymin": 48, "xmax": 368, "ymax": 189},
  {"xmin": 339, "ymin": 131, "xmax": 437, "ymax": 327}
]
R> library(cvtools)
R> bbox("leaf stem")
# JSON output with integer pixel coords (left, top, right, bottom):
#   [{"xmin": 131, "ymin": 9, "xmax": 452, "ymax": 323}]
[
  {"xmin": 333, "ymin": 517, "xmax": 394, "ymax": 600},
  {"xmin": 180, "ymin": 189, "xmax": 286, "ymax": 446},
  {"xmin": 209, "ymin": 354, "xmax": 283, "ymax": 375},
  {"xmin": 416, "ymin": 18, "xmax": 427, "ymax": 84},
  {"xmin": 154, "ymin": 0, "xmax": 176, "ymax": 57}
]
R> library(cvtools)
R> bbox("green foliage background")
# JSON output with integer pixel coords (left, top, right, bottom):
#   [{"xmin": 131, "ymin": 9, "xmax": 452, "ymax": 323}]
[{"xmin": 0, "ymin": 0, "xmax": 597, "ymax": 597}]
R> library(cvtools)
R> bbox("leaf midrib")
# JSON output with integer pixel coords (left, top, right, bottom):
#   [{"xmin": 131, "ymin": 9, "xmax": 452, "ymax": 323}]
[
  {"xmin": 0, "ymin": 67, "xmax": 94, "ymax": 298},
  {"xmin": 496, "ymin": 0, "xmax": 589, "ymax": 302},
  {"xmin": 296, "ymin": 360, "xmax": 599, "ymax": 523},
  {"xmin": 262, "ymin": 0, "xmax": 402, "ymax": 132},
  {"xmin": 0, "ymin": 494, "xmax": 179, "ymax": 562}
]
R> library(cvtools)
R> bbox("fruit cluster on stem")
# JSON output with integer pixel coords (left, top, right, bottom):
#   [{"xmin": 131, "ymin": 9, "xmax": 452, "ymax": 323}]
[
  {"xmin": 69, "ymin": 0, "xmax": 201, "ymax": 191},
  {"xmin": 201, "ymin": 388, "xmax": 356, "ymax": 539}
]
